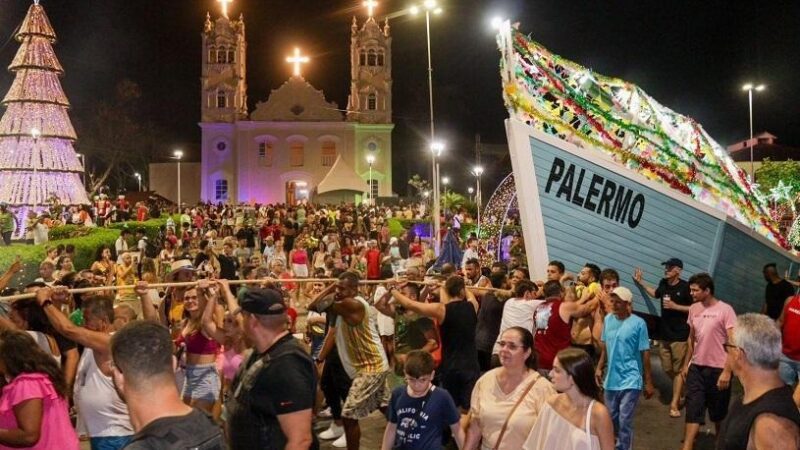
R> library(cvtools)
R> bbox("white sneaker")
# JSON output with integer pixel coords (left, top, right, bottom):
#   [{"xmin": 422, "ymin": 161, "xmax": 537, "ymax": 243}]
[
  {"xmin": 317, "ymin": 407, "xmax": 332, "ymax": 419},
  {"xmin": 318, "ymin": 423, "xmax": 344, "ymax": 440},
  {"xmin": 332, "ymin": 433, "xmax": 347, "ymax": 448}
]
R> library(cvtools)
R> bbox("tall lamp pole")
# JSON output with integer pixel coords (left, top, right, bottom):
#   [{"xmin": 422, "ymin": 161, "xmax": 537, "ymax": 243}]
[
  {"xmin": 473, "ymin": 165, "xmax": 484, "ymax": 235},
  {"xmin": 411, "ymin": 0, "xmax": 443, "ymax": 254},
  {"xmin": 742, "ymin": 83, "xmax": 765, "ymax": 181},
  {"xmin": 30, "ymin": 127, "xmax": 41, "ymax": 211},
  {"xmin": 173, "ymin": 149, "xmax": 183, "ymax": 211},
  {"xmin": 366, "ymin": 154, "xmax": 375, "ymax": 206}
]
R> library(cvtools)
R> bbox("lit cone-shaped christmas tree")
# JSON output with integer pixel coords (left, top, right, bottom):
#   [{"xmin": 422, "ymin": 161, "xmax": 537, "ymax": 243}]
[{"xmin": 0, "ymin": 1, "xmax": 88, "ymax": 237}]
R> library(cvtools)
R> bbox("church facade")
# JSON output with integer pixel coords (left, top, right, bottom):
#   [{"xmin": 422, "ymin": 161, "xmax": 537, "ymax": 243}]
[{"xmin": 199, "ymin": 10, "xmax": 393, "ymax": 205}]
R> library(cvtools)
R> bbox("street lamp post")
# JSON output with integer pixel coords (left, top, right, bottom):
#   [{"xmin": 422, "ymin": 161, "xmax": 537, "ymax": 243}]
[
  {"xmin": 442, "ymin": 176, "xmax": 450, "ymax": 214},
  {"xmin": 31, "ymin": 128, "xmax": 40, "ymax": 211},
  {"xmin": 473, "ymin": 165, "xmax": 484, "ymax": 235},
  {"xmin": 134, "ymin": 172, "xmax": 142, "ymax": 192},
  {"xmin": 742, "ymin": 83, "xmax": 765, "ymax": 181},
  {"xmin": 411, "ymin": 0, "xmax": 443, "ymax": 255},
  {"xmin": 430, "ymin": 142, "xmax": 444, "ymax": 248},
  {"xmin": 173, "ymin": 149, "xmax": 183, "ymax": 212},
  {"xmin": 366, "ymin": 154, "xmax": 375, "ymax": 206}
]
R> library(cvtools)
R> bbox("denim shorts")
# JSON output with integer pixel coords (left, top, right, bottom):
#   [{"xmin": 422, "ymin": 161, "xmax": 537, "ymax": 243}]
[
  {"xmin": 182, "ymin": 363, "xmax": 221, "ymax": 402},
  {"xmin": 779, "ymin": 354, "xmax": 800, "ymax": 385}
]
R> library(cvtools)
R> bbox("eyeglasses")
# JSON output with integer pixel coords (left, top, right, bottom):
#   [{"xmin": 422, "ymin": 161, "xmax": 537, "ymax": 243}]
[
  {"xmin": 496, "ymin": 340, "xmax": 524, "ymax": 351},
  {"xmin": 404, "ymin": 375, "xmax": 432, "ymax": 384}
]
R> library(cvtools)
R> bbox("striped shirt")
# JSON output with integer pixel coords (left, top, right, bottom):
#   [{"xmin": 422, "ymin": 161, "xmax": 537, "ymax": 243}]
[{"xmin": 335, "ymin": 296, "xmax": 389, "ymax": 378}]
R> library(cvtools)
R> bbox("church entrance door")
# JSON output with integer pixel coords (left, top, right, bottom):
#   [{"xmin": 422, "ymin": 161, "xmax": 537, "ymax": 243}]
[{"xmin": 286, "ymin": 180, "xmax": 309, "ymax": 205}]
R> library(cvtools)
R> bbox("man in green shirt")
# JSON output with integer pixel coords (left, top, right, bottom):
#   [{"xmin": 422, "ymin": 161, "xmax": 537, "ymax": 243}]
[{"xmin": 0, "ymin": 203, "xmax": 16, "ymax": 245}]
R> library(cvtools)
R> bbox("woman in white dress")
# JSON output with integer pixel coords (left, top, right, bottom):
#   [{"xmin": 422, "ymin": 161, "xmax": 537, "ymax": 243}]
[{"xmin": 524, "ymin": 348, "xmax": 615, "ymax": 450}]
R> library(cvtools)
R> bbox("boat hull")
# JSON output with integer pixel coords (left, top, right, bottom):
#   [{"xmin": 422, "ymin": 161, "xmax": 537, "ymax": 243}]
[{"xmin": 506, "ymin": 119, "xmax": 799, "ymax": 314}]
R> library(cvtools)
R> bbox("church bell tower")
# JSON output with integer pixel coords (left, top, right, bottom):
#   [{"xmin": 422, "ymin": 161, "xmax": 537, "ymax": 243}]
[
  {"xmin": 201, "ymin": 8, "xmax": 247, "ymax": 123},
  {"xmin": 346, "ymin": 13, "xmax": 392, "ymax": 124}
]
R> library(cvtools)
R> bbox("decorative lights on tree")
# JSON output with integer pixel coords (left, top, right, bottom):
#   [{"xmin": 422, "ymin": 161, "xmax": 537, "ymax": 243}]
[{"xmin": 0, "ymin": 1, "xmax": 88, "ymax": 237}]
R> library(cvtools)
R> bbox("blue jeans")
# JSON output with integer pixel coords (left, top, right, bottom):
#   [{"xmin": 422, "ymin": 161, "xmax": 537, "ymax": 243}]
[
  {"xmin": 90, "ymin": 435, "xmax": 134, "ymax": 450},
  {"xmin": 779, "ymin": 354, "xmax": 800, "ymax": 385},
  {"xmin": 605, "ymin": 389, "xmax": 640, "ymax": 450}
]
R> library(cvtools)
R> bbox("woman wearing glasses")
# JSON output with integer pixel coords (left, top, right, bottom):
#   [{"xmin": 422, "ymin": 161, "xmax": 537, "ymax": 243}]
[{"xmin": 465, "ymin": 327, "xmax": 556, "ymax": 450}]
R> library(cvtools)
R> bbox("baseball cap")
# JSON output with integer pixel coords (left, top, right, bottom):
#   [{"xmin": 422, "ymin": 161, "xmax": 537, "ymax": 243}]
[
  {"xmin": 661, "ymin": 258, "xmax": 683, "ymax": 269},
  {"xmin": 611, "ymin": 287, "xmax": 633, "ymax": 303},
  {"xmin": 240, "ymin": 288, "xmax": 287, "ymax": 315}
]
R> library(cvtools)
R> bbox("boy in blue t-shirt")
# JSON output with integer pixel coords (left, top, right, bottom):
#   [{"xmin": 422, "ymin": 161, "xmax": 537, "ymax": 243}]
[{"xmin": 382, "ymin": 350, "xmax": 464, "ymax": 450}]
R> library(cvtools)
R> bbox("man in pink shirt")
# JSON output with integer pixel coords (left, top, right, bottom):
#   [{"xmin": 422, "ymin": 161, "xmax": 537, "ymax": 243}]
[{"xmin": 679, "ymin": 273, "xmax": 736, "ymax": 450}]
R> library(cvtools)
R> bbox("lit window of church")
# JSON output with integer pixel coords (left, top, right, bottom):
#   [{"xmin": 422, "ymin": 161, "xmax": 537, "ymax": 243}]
[
  {"xmin": 217, "ymin": 91, "xmax": 226, "ymax": 108},
  {"xmin": 227, "ymin": 50, "xmax": 235, "ymax": 63},
  {"xmin": 290, "ymin": 142, "xmax": 304, "ymax": 167},
  {"xmin": 377, "ymin": 50, "xmax": 384, "ymax": 66},
  {"xmin": 367, "ymin": 94, "xmax": 377, "ymax": 110},
  {"xmin": 217, "ymin": 48, "xmax": 226, "ymax": 63},
  {"xmin": 359, "ymin": 50, "xmax": 367, "ymax": 66},
  {"xmin": 321, "ymin": 141, "xmax": 336, "ymax": 167},
  {"xmin": 208, "ymin": 49, "xmax": 216, "ymax": 63},
  {"xmin": 258, "ymin": 142, "xmax": 274, "ymax": 166},
  {"xmin": 215, "ymin": 179, "xmax": 229, "ymax": 201},
  {"xmin": 367, "ymin": 49, "xmax": 376, "ymax": 66}
]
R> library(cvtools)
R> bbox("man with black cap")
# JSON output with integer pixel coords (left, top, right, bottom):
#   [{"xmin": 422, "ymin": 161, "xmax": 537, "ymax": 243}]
[
  {"xmin": 633, "ymin": 257, "xmax": 692, "ymax": 418},
  {"xmin": 225, "ymin": 287, "xmax": 317, "ymax": 450}
]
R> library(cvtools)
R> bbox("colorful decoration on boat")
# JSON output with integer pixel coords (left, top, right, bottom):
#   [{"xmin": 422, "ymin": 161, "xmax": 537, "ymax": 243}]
[{"xmin": 496, "ymin": 24, "xmax": 787, "ymax": 249}]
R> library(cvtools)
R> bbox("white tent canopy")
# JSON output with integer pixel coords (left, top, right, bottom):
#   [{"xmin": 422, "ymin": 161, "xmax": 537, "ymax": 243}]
[{"xmin": 316, "ymin": 155, "xmax": 367, "ymax": 194}]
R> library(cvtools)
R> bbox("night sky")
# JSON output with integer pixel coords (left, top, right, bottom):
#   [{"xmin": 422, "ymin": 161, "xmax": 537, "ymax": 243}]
[{"xmin": 1, "ymin": 0, "xmax": 798, "ymax": 195}]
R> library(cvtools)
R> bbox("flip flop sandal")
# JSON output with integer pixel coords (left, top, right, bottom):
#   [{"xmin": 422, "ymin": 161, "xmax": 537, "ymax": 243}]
[{"xmin": 669, "ymin": 409, "xmax": 681, "ymax": 418}]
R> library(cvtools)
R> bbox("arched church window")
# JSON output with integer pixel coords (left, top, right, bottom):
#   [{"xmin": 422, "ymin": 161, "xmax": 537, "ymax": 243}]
[
  {"xmin": 290, "ymin": 142, "xmax": 304, "ymax": 167},
  {"xmin": 258, "ymin": 142, "xmax": 274, "ymax": 167},
  {"xmin": 215, "ymin": 179, "xmax": 229, "ymax": 201},
  {"xmin": 208, "ymin": 48, "xmax": 216, "ymax": 63},
  {"xmin": 359, "ymin": 50, "xmax": 367, "ymax": 66},
  {"xmin": 321, "ymin": 141, "xmax": 336, "ymax": 167},
  {"xmin": 217, "ymin": 48, "xmax": 226, "ymax": 63},
  {"xmin": 377, "ymin": 50, "xmax": 384, "ymax": 66},
  {"xmin": 227, "ymin": 50, "xmax": 235, "ymax": 63},
  {"xmin": 217, "ymin": 91, "xmax": 226, "ymax": 108},
  {"xmin": 367, "ymin": 49, "xmax": 377, "ymax": 66},
  {"xmin": 367, "ymin": 93, "xmax": 377, "ymax": 111}
]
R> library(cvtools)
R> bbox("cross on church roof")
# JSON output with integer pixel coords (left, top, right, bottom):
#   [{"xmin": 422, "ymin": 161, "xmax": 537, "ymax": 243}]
[
  {"xmin": 364, "ymin": 0, "xmax": 378, "ymax": 18},
  {"xmin": 218, "ymin": 0, "xmax": 232, "ymax": 18},
  {"xmin": 286, "ymin": 47, "xmax": 309, "ymax": 77}
]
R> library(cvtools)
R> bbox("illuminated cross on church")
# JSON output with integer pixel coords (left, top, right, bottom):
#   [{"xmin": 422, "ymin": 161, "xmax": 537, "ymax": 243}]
[
  {"xmin": 363, "ymin": 0, "xmax": 378, "ymax": 18},
  {"xmin": 218, "ymin": 0, "xmax": 233, "ymax": 18},
  {"xmin": 286, "ymin": 48, "xmax": 309, "ymax": 77}
]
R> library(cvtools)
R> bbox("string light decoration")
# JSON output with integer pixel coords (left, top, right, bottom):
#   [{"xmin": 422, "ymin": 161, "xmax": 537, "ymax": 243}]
[
  {"xmin": 480, "ymin": 173, "xmax": 518, "ymax": 264},
  {"xmin": 497, "ymin": 25, "xmax": 788, "ymax": 249},
  {"xmin": 0, "ymin": 2, "xmax": 88, "ymax": 237}
]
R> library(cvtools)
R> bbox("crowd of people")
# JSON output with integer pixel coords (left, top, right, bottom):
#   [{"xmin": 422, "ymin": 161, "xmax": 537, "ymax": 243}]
[{"xmin": 0, "ymin": 201, "xmax": 799, "ymax": 450}]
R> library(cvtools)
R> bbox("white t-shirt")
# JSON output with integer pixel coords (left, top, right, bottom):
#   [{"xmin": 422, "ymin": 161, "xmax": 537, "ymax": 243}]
[
  {"xmin": 493, "ymin": 298, "xmax": 544, "ymax": 354},
  {"xmin": 373, "ymin": 286, "xmax": 395, "ymax": 336}
]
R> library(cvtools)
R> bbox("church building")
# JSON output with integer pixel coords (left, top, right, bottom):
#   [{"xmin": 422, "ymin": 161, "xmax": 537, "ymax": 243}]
[{"xmin": 199, "ymin": 3, "xmax": 393, "ymax": 205}]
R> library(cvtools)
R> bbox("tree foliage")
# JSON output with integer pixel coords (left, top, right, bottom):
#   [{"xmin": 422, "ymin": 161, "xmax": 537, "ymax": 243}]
[
  {"xmin": 755, "ymin": 158, "xmax": 800, "ymax": 194},
  {"xmin": 75, "ymin": 79, "xmax": 168, "ymax": 196}
]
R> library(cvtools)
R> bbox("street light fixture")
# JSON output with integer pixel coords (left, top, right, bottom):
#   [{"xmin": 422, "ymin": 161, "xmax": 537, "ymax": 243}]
[
  {"xmin": 742, "ymin": 83, "xmax": 765, "ymax": 181},
  {"xmin": 411, "ymin": 0, "xmax": 443, "ymax": 255},
  {"xmin": 173, "ymin": 149, "xmax": 183, "ymax": 211},
  {"xmin": 366, "ymin": 154, "xmax": 376, "ymax": 206},
  {"xmin": 134, "ymin": 172, "xmax": 142, "ymax": 192}
]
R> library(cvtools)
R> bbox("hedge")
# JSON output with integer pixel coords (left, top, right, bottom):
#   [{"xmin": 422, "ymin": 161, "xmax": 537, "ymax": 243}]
[{"xmin": 0, "ymin": 215, "xmax": 178, "ymax": 289}]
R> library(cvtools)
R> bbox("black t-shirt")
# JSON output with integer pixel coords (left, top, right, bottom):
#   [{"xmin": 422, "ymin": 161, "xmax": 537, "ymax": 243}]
[
  {"xmin": 765, "ymin": 280, "xmax": 795, "ymax": 320},
  {"xmin": 123, "ymin": 408, "xmax": 224, "ymax": 450},
  {"xmin": 440, "ymin": 300, "xmax": 479, "ymax": 373},
  {"xmin": 475, "ymin": 293, "xmax": 504, "ymax": 352},
  {"xmin": 218, "ymin": 254, "xmax": 239, "ymax": 280},
  {"xmin": 654, "ymin": 278, "xmax": 692, "ymax": 341},
  {"xmin": 228, "ymin": 334, "xmax": 318, "ymax": 450}
]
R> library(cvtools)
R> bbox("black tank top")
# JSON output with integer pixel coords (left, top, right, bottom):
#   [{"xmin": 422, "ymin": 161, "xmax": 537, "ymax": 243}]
[
  {"xmin": 718, "ymin": 385, "xmax": 800, "ymax": 450},
  {"xmin": 440, "ymin": 300, "xmax": 480, "ymax": 373}
]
